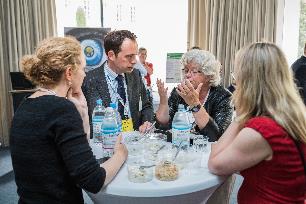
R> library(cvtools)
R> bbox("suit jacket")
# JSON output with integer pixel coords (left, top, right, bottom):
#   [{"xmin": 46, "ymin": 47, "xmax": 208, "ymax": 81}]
[
  {"xmin": 82, "ymin": 62, "xmax": 154, "ymax": 138},
  {"xmin": 291, "ymin": 55, "xmax": 306, "ymax": 105}
]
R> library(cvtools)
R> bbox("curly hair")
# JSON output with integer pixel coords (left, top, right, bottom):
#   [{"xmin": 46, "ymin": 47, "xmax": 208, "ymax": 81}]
[
  {"xmin": 180, "ymin": 49, "xmax": 221, "ymax": 86},
  {"xmin": 104, "ymin": 30, "xmax": 137, "ymax": 56},
  {"xmin": 20, "ymin": 36, "xmax": 82, "ymax": 87}
]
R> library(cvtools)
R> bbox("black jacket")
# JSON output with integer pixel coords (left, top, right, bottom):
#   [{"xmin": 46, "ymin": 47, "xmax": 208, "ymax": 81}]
[
  {"xmin": 291, "ymin": 55, "xmax": 306, "ymax": 105},
  {"xmin": 156, "ymin": 85, "xmax": 233, "ymax": 142},
  {"xmin": 82, "ymin": 61, "xmax": 154, "ymax": 138}
]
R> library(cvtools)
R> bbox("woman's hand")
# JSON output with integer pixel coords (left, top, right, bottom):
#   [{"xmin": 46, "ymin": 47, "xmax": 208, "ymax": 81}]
[
  {"xmin": 67, "ymin": 88, "xmax": 88, "ymax": 116},
  {"xmin": 67, "ymin": 88, "xmax": 90, "ymax": 139},
  {"xmin": 155, "ymin": 79, "xmax": 170, "ymax": 125},
  {"xmin": 101, "ymin": 134, "xmax": 128, "ymax": 186},
  {"xmin": 114, "ymin": 134, "xmax": 128, "ymax": 161},
  {"xmin": 157, "ymin": 78, "xmax": 168, "ymax": 105},
  {"xmin": 177, "ymin": 79, "xmax": 202, "ymax": 107}
]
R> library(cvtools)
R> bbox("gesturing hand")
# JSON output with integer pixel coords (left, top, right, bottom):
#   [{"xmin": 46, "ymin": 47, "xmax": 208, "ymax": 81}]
[
  {"xmin": 156, "ymin": 78, "xmax": 168, "ymax": 105},
  {"xmin": 177, "ymin": 79, "xmax": 203, "ymax": 107}
]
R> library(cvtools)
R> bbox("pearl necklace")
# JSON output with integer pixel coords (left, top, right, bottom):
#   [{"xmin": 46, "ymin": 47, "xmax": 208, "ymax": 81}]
[
  {"xmin": 37, "ymin": 87, "xmax": 57, "ymax": 96},
  {"xmin": 202, "ymin": 88, "xmax": 210, "ymax": 105}
]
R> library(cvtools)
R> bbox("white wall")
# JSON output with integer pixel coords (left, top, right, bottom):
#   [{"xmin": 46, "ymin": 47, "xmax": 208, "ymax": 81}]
[
  {"xmin": 103, "ymin": 0, "xmax": 188, "ymax": 91},
  {"xmin": 56, "ymin": 0, "xmax": 301, "ymax": 76},
  {"xmin": 277, "ymin": 0, "xmax": 301, "ymax": 65},
  {"xmin": 55, "ymin": 0, "xmax": 102, "ymax": 36}
]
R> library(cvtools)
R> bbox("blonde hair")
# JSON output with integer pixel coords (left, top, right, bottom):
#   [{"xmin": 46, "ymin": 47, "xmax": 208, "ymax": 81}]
[
  {"xmin": 20, "ymin": 36, "xmax": 82, "ymax": 87},
  {"xmin": 233, "ymin": 42, "xmax": 306, "ymax": 143},
  {"xmin": 181, "ymin": 49, "xmax": 221, "ymax": 86}
]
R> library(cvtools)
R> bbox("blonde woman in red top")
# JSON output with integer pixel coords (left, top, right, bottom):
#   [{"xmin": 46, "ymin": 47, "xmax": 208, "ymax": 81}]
[{"xmin": 208, "ymin": 42, "xmax": 306, "ymax": 203}]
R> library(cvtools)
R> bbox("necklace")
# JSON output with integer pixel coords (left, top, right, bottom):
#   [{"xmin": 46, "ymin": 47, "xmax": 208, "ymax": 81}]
[
  {"xmin": 37, "ymin": 87, "xmax": 57, "ymax": 96},
  {"xmin": 202, "ymin": 88, "xmax": 210, "ymax": 105}
]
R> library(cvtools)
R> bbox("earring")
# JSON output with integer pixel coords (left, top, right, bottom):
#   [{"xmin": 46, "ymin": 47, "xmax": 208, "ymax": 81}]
[{"xmin": 68, "ymin": 81, "xmax": 72, "ymax": 87}]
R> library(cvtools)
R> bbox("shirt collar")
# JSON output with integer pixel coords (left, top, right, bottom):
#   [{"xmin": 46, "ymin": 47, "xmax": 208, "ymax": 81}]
[{"xmin": 105, "ymin": 61, "xmax": 125, "ymax": 81}]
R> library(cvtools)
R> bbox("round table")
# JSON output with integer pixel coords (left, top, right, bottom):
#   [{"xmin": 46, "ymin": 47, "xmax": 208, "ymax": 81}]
[{"xmin": 88, "ymin": 135, "xmax": 226, "ymax": 204}]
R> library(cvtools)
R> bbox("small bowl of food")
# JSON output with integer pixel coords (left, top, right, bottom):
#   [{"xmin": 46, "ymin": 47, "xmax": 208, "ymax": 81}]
[
  {"xmin": 127, "ymin": 156, "xmax": 154, "ymax": 183},
  {"xmin": 155, "ymin": 160, "xmax": 179, "ymax": 181}
]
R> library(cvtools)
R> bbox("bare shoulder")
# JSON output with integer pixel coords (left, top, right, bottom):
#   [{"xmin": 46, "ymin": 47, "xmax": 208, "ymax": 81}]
[
  {"xmin": 208, "ymin": 127, "xmax": 273, "ymax": 175},
  {"xmin": 234, "ymin": 127, "xmax": 272, "ymax": 160}
]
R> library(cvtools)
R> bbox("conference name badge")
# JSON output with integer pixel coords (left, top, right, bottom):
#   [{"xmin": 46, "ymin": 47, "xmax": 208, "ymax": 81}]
[{"xmin": 122, "ymin": 118, "xmax": 134, "ymax": 132}]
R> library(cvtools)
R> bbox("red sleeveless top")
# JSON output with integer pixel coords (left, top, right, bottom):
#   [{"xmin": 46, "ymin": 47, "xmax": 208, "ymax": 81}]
[{"xmin": 238, "ymin": 117, "xmax": 306, "ymax": 204}]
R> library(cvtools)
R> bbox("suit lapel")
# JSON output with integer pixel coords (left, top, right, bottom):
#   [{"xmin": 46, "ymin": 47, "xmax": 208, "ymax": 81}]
[
  {"xmin": 96, "ymin": 62, "xmax": 111, "ymax": 107},
  {"xmin": 125, "ymin": 72, "xmax": 137, "ymax": 125},
  {"xmin": 125, "ymin": 73, "xmax": 134, "ymax": 106}
]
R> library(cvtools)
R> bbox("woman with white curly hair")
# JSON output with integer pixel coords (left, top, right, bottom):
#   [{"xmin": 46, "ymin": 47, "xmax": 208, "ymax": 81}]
[{"xmin": 156, "ymin": 49, "xmax": 233, "ymax": 141}]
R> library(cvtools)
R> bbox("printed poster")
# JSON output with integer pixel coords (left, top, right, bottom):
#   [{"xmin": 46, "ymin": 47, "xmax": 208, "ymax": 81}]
[
  {"xmin": 64, "ymin": 27, "xmax": 111, "ymax": 72},
  {"xmin": 166, "ymin": 53, "xmax": 183, "ymax": 83}
]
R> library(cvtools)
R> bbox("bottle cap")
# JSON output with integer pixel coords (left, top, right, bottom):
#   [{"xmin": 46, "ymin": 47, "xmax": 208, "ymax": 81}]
[
  {"xmin": 96, "ymin": 99, "xmax": 102, "ymax": 105},
  {"xmin": 110, "ymin": 102, "xmax": 117, "ymax": 109},
  {"xmin": 178, "ymin": 104, "xmax": 184, "ymax": 111}
]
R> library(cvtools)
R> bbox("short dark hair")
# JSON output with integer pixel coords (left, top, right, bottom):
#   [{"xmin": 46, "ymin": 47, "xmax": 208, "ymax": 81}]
[
  {"xmin": 138, "ymin": 47, "xmax": 147, "ymax": 53},
  {"xmin": 191, "ymin": 46, "xmax": 201, "ymax": 50},
  {"xmin": 104, "ymin": 30, "xmax": 137, "ymax": 56}
]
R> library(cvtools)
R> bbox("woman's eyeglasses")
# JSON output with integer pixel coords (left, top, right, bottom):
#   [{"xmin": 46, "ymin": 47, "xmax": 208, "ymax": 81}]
[{"xmin": 182, "ymin": 69, "xmax": 202, "ymax": 76}]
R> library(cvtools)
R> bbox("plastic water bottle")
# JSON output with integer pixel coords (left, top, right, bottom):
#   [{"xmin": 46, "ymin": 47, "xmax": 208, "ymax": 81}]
[
  {"xmin": 172, "ymin": 104, "xmax": 191, "ymax": 148},
  {"xmin": 110, "ymin": 102, "xmax": 122, "ymax": 132},
  {"xmin": 102, "ymin": 107, "xmax": 119, "ymax": 159},
  {"xmin": 92, "ymin": 99, "xmax": 105, "ymax": 143}
]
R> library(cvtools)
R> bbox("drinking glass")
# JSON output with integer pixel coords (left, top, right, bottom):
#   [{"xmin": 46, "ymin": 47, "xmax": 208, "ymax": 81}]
[{"xmin": 193, "ymin": 135, "xmax": 208, "ymax": 152}]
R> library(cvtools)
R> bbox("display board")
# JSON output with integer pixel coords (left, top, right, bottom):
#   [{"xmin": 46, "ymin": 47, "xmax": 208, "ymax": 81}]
[
  {"xmin": 64, "ymin": 27, "xmax": 111, "ymax": 72},
  {"xmin": 166, "ymin": 53, "xmax": 183, "ymax": 83}
]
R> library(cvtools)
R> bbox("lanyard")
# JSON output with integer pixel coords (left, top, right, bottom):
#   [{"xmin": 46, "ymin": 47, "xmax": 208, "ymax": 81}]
[
  {"xmin": 202, "ymin": 88, "xmax": 210, "ymax": 106},
  {"xmin": 106, "ymin": 74, "xmax": 130, "ymax": 117}
]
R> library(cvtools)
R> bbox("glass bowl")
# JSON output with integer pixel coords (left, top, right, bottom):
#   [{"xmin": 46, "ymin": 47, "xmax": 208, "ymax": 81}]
[
  {"xmin": 146, "ymin": 133, "xmax": 167, "ymax": 141},
  {"xmin": 127, "ymin": 156, "xmax": 154, "ymax": 183},
  {"xmin": 125, "ymin": 136, "xmax": 144, "ymax": 156},
  {"xmin": 155, "ymin": 160, "xmax": 179, "ymax": 181}
]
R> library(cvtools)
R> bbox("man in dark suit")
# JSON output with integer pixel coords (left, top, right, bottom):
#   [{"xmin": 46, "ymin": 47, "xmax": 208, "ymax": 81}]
[
  {"xmin": 291, "ymin": 42, "xmax": 306, "ymax": 105},
  {"xmin": 82, "ymin": 30, "xmax": 154, "ymax": 138}
]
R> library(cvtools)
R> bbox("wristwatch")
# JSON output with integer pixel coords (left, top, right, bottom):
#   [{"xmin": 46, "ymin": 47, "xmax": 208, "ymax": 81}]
[{"xmin": 190, "ymin": 104, "xmax": 202, "ymax": 113}]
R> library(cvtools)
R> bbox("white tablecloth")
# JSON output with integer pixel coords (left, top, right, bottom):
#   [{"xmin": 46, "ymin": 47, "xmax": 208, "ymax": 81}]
[{"xmin": 88, "ymin": 135, "xmax": 225, "ymax": 204}]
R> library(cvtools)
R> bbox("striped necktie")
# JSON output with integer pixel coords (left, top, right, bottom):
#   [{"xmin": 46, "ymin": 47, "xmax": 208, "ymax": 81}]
[{"xmin": 115, "ymin": 74, "xmax": 126, "ymax": 118}]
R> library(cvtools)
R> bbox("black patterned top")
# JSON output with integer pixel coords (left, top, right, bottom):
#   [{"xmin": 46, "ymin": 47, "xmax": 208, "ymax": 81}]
[{"xmin": 156, "ymin": 85, "xmax": 233, "ymax": 142}]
